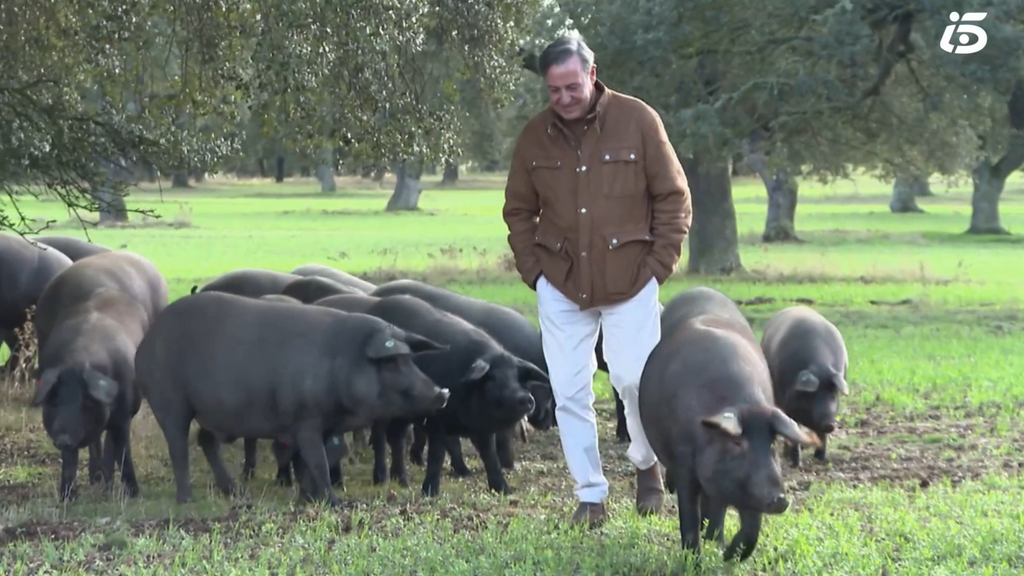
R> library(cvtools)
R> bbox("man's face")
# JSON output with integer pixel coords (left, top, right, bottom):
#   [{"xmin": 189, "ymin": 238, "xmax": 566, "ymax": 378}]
[{"xmin": 545, "ymin": 54, "xmax": 597, "ymax": 121}]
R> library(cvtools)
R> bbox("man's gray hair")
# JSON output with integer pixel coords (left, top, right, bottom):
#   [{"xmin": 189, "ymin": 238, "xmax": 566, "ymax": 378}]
[{"xmin": 538, "ymin": 35, "xmax": 595, "ymax": 77}]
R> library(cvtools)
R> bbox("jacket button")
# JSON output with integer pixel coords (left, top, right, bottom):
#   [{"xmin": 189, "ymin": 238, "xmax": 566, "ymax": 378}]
[
  {"xmin": 611, "ymin": 238, "xmax": 618, "ymax": 245},
  {"xmin": 581, "ymin": 251, "xmax": 587, "ymax": 257},
  {"xmin": 581, "ymin": 294, "xmax": 588, "ymax": 299},
  {"xmin": 629, "ymin": 153, "xmax": 636, "ymax": 160},
  {"xmin": 581, "ymin": 165, "xmax": 587, "ymax": 171},
  {"xmin": 604, "ymin": 154, "xmax": 610, "ymax": 161},
  {"xmin": 532, "ymin": 161, "xmax": 536, "ymax": 166},
  {"xmin": 580, "ymin": 208, "xmax": 586, "ymax": 213}
]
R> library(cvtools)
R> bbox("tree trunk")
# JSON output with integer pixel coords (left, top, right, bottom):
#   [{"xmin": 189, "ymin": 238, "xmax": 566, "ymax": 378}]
[
  {"xmin": 274, "ymin": 155, "xmax": 285, "ymax": 183},
  {"xmin": 730, "ymin": 151, "xmax": 753, "ymax": 176},
  {"xmin": 889, "ymin": 173, "xmax": 927, "ymax": 213},
  {"xmin": 914, "ymin": 175, "xmax": 934, "ymax": 196},
  {"xmin": 385, "ymin": 160, "xmax": 423, "ymax": 211},
  {"xmin": 258, "ymin": 158, "xmax": 267, "ymax": 178},
  {"xmin": 968, "ymin": 127, "xmax": 1024, "ymax": 234},
  {"xmin": 317, "ymin": 145, "xmax": 337, "ymax": 193},
  {"xmin": 742, "ymin": 137, "xmax": 799, "ymax": 242},
  {"xmin": 441, "ymin": 160, "xmax": 459, "ymax": 186},
  {"xmin": 683, "ymin": 155, "xmax": 743, "ymax": 275},
  {"xmin": 91, "ymin": 160, "xmax": 129, "ymax": 224},
  {"xmin": 171, "ymin": 171, "xmax": 189, "ymax": 188}
]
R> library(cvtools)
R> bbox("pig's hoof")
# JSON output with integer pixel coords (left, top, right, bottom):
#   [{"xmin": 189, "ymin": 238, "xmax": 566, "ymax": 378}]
[
  {"xmin": 451, "ymin": 465, "xmax": 473, "ymax": 477},
  {"xmin": 813, "ymin": 449, "xmax": 828, "ymax": 462},
  {"xmin": 59, "ymin": 486, "xmax": 78, "ymax": 502},
  {"xmin": 124, "ymin": 482, "xmax": 140, "ymax": 498},
  {"xmin": 241, "ymin": 468, "xmax": 257, "ymax": 481}
]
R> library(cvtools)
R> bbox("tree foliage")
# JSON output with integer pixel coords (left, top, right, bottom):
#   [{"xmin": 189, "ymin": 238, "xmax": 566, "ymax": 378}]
[{"xmin": 0, "ymin": 0, "xmax": 541, "ymax": 231}]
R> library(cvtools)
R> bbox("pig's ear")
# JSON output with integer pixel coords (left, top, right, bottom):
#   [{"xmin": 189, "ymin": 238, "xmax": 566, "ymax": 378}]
[
  {"xmin": 401, "ymin": 331, "xmax": 449, "ymax": 356},
  {"xmin": 516, "ymin": 359, "xmax": 550, "ymax": 385},
  {"xmin": 769, "ymin": 407, "xmax": 821, "ymax": 447},
  {"xmin": 30, "ymin": 368, "xmax": 61, "ymax": 407},
  {"xmin": 462, "ymin": 358, "xmax": 490, "ymax": 382},
  {"xmin": 82, "ymin": 368, "xmax": 119, "ymax": 405},
  {"xmin": 701, "ymin": 409, "xmax": 743, "ymax": 437},
  {"xmin": 365, "ymin": 329, "xmax": 414, "ymax": 359},
  {"xmin": 794, "ymin": 370, "xmax": 820, "ymax": 392},
  {"xmin": 831, "ymin": 373, "xmax": 849, "ymax": 396}
]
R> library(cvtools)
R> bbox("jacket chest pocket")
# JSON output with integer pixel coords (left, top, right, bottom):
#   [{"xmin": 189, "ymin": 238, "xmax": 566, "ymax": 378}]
[
  {"xmin": 529, "ymin": 158, "xmax": 568, "ymax": 197},
  {"xmin": 599, "ymin": 148, "xmax": 642, "ymax": 197}
]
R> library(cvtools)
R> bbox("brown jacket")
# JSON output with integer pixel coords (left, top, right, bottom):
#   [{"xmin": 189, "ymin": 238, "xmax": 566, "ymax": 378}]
[{"xmin": 502, "ymin": 81, "xmax": 692, "ymax": 310}]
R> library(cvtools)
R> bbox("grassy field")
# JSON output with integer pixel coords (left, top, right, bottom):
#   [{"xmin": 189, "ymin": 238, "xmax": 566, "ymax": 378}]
[{"xmin": 1, "ymin": 171, "xmax": 1023, "ymax": 575}]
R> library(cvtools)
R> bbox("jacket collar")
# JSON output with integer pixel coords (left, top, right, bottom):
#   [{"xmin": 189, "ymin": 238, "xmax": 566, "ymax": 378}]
[{"xmin": 546, "ymin": 79, "xmax": 611, "ymax": 136}]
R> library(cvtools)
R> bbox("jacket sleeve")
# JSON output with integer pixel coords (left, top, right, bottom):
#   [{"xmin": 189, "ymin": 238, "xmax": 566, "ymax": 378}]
[
  {"xmin": 502, "ymin": 135, "xmax": 543, "ymax": 289},
  {"xmin": 641, "ymin": 106, "xmax": 692, "ymax": 284}
]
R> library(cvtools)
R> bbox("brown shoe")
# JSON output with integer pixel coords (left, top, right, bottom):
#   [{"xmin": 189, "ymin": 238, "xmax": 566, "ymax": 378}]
[
  {"xmin": 636, "ymin": 464, "xmax": 665, "ymax": 515},
  {"xmin": 570, "ymin": 501, "xmax": 607, "ymax": 529}
]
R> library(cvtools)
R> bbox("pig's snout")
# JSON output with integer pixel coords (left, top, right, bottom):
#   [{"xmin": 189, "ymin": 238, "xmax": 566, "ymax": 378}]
[
  {"xmin": 764, "ymin": 494, "xmax": 789, "ymax": 514},
  {"xmin": 516, "ymin": 394, "xmax": 536, "ymax": 415},
  {"xmin": 53, "ymin": 434, "xmax": 75, "ymax": 450},
  {"xmin": 819, "ymin": 422, "xmax": 836, "ymax": 434},
  {"xmin": 433, "ymin": 388, "xmax": 451, "ymax": 409}
]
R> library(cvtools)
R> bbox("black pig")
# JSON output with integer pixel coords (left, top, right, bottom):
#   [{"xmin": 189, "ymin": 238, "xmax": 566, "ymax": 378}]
[
  {"xmin": 760, "ymin": 305, "xmax": 850, "ymax": 466},
  {"xmin": 314, "ymin": 294, "xmax": 546, "ymax": 497},
  {"xmin": 639, "ymin": 313, "xmax": 819, "ymax": 562},
  {"xmin": 135, "ymin": 292, "xmax": 451, "ymax": 506},
  {"xmin": 31, "ymin": 250, "xmax": 169, "ymax": 501}
]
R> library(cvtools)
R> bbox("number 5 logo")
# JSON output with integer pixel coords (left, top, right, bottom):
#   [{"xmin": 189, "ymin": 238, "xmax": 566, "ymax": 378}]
[{"xmin": 940, "ymin": 12, "xmax": 988, "ymax": 54}]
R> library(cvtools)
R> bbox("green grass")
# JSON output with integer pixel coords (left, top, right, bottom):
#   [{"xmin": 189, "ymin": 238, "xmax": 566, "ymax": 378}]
[{"xmin": 2, "ymin": 171, "xmax": 1024, "ymax": 575}]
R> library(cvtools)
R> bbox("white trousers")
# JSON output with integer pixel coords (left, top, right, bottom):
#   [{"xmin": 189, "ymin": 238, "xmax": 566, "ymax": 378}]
[{"xmin": 536, "ymin": 274, "xmax": 661, "ymax": 503}]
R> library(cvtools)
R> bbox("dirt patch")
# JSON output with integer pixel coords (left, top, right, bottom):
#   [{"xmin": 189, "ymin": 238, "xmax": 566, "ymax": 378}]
[
  {"xmin": 782, "ymin": 408, "xmax": 1024, "ymax": 494},
  {"xmin": 1, "ymin": 403, "xmax": 1021, "ymax": 544}
]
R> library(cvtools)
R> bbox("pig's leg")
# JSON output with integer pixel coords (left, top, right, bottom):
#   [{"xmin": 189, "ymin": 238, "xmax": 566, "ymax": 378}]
[
  {"xmin": 674, "ymin": 464, "xmax": 702, "ymax": 555},
  {"xmin": 272, "ymin": 440, "xmax": 294, "ymax": 486},
  {"xmin": 700, "ymin": 491, "xmax": 726, "ymax": 546},
  {"xmin": 149, "ymin": 404, "xmax": 194, "ymax": 504},
  {"xmin": 386, "ymin": 421, "xmax": 411, "ymax": 487},
  {"xmin": 293, "ymin": 424, "xmax": 338, "ymax": 506},
  {"xmin": 786, "ymin": 441, "xmax": 802, "ymax": 468},
  {"xmin": 495, "ymin": 428, "xmax": 516, "ymax": 471},
  {"xmin": 421, "ymin": 424, "xmax": 447, "ymax": 497},
  {"xmin": 614, "ymin": 391, "xmax": 629, "ymax": 443},
  {"xmin": 813, "ymin": 433, "xmax": 829, "ymax": 462},
  {"xmin": 470, "ymin": 432, "xmax": 512, "ymax": 494},
  {"xmin": 724, "ymin": 509, "xmax": 763, "ymax": 562},
  {"xmin": 446, "ymin": 435, "xmax": 472, "ymax": 477},
  {"xmin": 58, "ymin": 448, "xmax": 80, "ymax": 502},
  {"xmin": 106, "ymin": 421, "xmax": 139, "ymax": 497},
  {"xmin": 370, "ymin": 420, "xmax": 389, "ymax": 485},
  {"xmin": 88, "ymin": 438, "xmax": 106, "ymax": 485},
  {"xmin": 242, "ymin": 438, "xmax": 258, "ymax": 480},
  {"xmin": 409, "ymin": 424, "xmax": 426, "ymax": 466},
  {"xmin": 325, "ymin": 433, "xmax": 346, "ymax": 488},
  {"xmin": 196, "ymin": 428, "xmax": 238, "ymax": 498}
]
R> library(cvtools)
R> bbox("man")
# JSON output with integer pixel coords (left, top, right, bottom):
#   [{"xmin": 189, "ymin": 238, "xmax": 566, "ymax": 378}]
[{"xmin": 502, "ymin": 35, "xmax": 692, "ymax": 528}]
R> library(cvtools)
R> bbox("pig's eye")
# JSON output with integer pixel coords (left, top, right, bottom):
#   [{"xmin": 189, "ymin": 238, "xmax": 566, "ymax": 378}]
[{"xmin": 731, "ymin": 438, "xmax": 745, "ymax": 450}]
